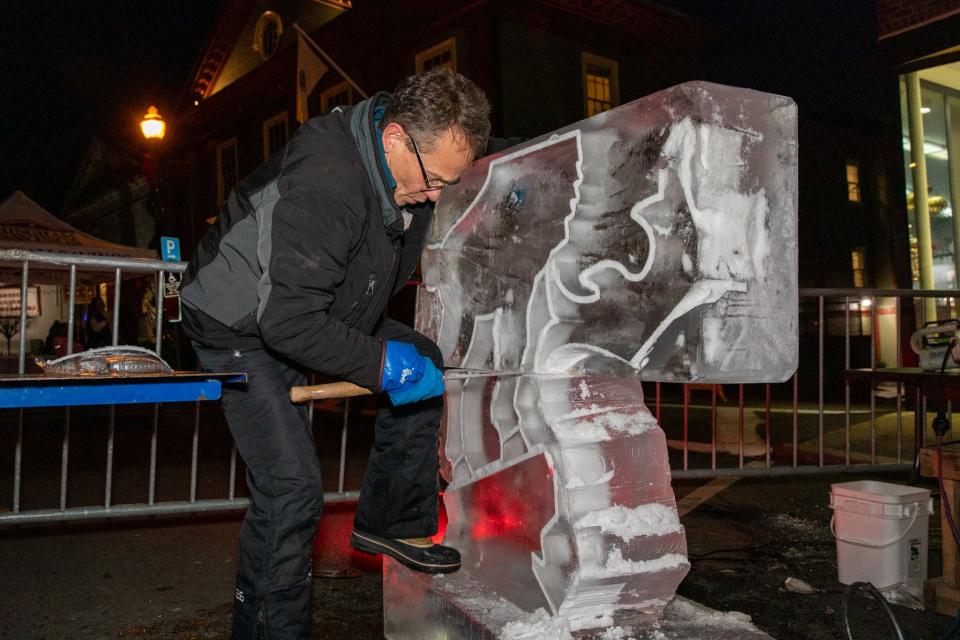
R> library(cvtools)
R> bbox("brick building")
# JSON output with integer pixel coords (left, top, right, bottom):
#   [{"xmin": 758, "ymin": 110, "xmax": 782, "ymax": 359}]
[
  {"xmin": 159, "ymin": 0, "xmax": 704, "ymax": 263},
  {"xmin": 146, "ymin": 0, "xmax": 948, "ymax": 305}
]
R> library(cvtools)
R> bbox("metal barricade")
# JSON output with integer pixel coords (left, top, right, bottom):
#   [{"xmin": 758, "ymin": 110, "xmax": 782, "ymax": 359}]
[
  {"xmin": 0, "ymin": 263, "xmax": 953, "ymax": 525},
  {"xmin": 668, "ymin": 287, "xmax": 955, "ymax": 479},
  {"xmin": 0, "ymin": 249, "xmax": 358, "ymax": 526}
]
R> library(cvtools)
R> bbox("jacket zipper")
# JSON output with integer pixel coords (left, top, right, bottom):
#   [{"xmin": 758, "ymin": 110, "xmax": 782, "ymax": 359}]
[
  {"xmin": 363, "ymin": 253, "xmax": 399, "ymax": 329},
  {"xmin": 344, "ymin": 272, "xmax": 380, "ymax": 327}
]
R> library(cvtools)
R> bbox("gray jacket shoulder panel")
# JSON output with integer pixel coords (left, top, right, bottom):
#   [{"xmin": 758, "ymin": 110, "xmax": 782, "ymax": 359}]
[{"xmin": 181, "ymin": 101, "xmax": 427, "ymax": 389}]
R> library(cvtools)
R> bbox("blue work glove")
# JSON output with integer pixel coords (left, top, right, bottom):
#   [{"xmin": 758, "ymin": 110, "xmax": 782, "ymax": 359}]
[{"xmin": 380, "ymin": 340, "xmax": 445, "ymax": 405}]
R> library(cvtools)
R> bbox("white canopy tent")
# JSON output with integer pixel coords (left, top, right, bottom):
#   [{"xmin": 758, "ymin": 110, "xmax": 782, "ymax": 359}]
[
  {"xmin": 0, "ymin": 191, "xmax": 161, "ymax": 359},
  {"xmin": 0, "ymin": 191, "xmax": 156, "ymax": 261}
]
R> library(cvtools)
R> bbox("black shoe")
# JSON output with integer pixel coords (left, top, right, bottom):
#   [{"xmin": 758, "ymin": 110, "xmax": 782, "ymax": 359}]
[{"xmin": 350, "ymin": 530, "xmax": 461, "ymax": 574}]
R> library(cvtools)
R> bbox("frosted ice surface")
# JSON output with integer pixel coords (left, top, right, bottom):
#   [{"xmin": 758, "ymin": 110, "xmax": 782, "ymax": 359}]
[
  {"xmin": 442, "ymin": 375, "xmax": 689, "ymax": 629},
  {"xmin": 382, "ymin": 558, "xmax": 776, "ymax": 639},
  {"xmin": 417, "ymin": 81, "xmax": 798, "ymax": 383},
  {"xmin": 391, "ymin": 81, "xmax": 799, "ymax": 638},
  {"xmin": 500, "ymin": 608, "xmax": 573, "ymax": 640},
  {"xmin": 576, "ymin": 504, "xmax": 683, "ymax": 541}
]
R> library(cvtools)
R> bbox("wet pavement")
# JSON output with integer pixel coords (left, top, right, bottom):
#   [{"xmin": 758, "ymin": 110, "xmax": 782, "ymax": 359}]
[
  {"xmin": 1, "ymin": 470, "xmax": 956, "ymax": 639},
  {"xmin": 677, "ymin": 472, "xmax": 951, "ymax": 640},
  {"xmin": 0, "ymin": 503, "xmax": 382, "ymax": 640}
]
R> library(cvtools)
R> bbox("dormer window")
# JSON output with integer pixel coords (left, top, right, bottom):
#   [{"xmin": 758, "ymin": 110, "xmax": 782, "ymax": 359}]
[{"xmin": 254, "ymin": 12, "xmax": 283, "ymax": 60}]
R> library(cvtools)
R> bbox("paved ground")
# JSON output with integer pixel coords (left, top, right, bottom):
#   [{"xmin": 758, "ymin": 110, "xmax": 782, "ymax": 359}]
[
  {"xmin": 1, "ymin": 471, "xmax": 955, "ymax": 640},
  {"xmin": 1, "ymin": 392, "xmax": 957, "ymax": 638},
  {"xmin": 677, "ymin": 472, "xmax": 951, "ymax": 640}
]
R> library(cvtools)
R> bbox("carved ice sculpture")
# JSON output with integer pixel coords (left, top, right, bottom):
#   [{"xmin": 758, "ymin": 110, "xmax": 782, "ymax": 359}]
[
  {"xmin": 443, "ymin": 373, "xmax": 689, "ymax": 631},
  {"xmin": 418, "ymin": 81, "xmax": 797, "ymax": 382},
  {"xmin": 403, "ymin": 81, "xmax": 798, "ymax": 637}
]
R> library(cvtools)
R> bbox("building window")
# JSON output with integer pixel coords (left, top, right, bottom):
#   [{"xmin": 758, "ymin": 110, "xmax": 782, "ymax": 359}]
[
  {"xmin": 321, "ymin": 81, "xmax": 354, "ymax": 113},
  {"xmin": 582, "ymin": 53, "xmax": 619, "ymax": 117},
  {"xmin": 846, "ymin": 162, "xmax": 861, "ymax": 203},
  {"xmin": 415, "ymin": 38, "xmax": 457, "ymax": 73},
  {"xmin": 263, "ymin": 112, "xmax": 288, "ymax": 160},
  {"xmin": 851, "ymin": 248, "xmax": 866, "ymax": 288},
  {"xmin": 216, "ymin": 139, "xmax": 239, "ymax": 205},
  {"xmin": 254, "ymin": 12, "xmax": 283, "ymax": 60},
  {"xmin": 900, "ymin": 74, "xmax": 959, "ymax": 290}
]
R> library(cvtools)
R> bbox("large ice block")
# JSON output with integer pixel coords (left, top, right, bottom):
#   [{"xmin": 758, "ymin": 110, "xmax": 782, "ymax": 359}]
[
  {"xmin": 383, "ymin": 559, "xmax": 775, "ymax": 640},
  {"xmin": 390, "ymin": 81, "xmax": 797, "ymax": 639},
  {"xmin": 417, "ymin": 81, "xmax": 798, "ymax": 383},
  {"xmin": 441, "ymin": 374, "xmax": 689, "ymax": 631}
]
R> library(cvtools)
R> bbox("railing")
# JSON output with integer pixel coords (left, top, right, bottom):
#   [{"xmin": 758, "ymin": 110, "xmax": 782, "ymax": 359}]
[
  {"xmin": 666, "ymin": 287, "xmax": 958, "ymax": 479},
  {"xmin": 0, "ymin": 257, "xmax": 954, "ymax": 526},
  {"xmin": 0, "ymin": 250, "xmax": 354, "ymax": 525}
]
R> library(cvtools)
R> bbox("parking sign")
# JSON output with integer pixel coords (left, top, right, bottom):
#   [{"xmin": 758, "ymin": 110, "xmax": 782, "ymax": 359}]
[{"xmin": 161, "ymin": 236, "xmax": 181, "ymax": 262}]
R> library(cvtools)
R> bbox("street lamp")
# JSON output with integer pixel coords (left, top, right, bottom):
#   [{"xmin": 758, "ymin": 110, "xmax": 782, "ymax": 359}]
[
  {"xmin": 138, "ymin": 104, "xmax": 180, "ymax": 355},
  {"xmin": 140, "ymin": 106, "xmax": 165, "ymax": 193},
  {"xmin": 140, "ymin": 106, "xmax": 166, "ymax": 140}
]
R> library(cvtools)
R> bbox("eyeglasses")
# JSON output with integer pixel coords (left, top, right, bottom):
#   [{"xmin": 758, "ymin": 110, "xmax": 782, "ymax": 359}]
[{"xmin": 408, "ymin": 135, "xmax": 459, "ymax": 192}]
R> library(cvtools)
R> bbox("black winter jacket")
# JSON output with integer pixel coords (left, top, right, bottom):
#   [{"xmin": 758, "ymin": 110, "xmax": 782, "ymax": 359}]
[{"xmin": 181, "ymin": 93, "xmax": 432, "ymax": 391}]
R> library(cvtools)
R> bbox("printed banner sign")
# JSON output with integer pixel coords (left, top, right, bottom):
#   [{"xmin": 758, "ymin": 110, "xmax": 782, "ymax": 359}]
[{"xmin": 0, "ymin": 287, "xmax": 41, "ymax": 318}]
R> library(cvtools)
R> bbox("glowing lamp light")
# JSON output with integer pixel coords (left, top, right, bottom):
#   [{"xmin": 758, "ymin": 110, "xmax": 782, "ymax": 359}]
[
  {"xmin": 140, "ymin": 106, "xmax": 166, "ymax": 140},
  {"xmin": 860, "ymin": 298, "xmax": 872, "ymax": 308}
]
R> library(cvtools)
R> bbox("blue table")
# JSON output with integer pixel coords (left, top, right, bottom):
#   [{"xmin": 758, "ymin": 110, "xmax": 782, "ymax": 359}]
[{"xmin": 0, "ymin": 372, "xmax": 246, "ymax": 408}]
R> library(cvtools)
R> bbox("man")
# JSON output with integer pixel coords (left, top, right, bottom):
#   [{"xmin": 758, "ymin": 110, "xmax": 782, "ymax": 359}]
[{"xmin": 181, "ymin": 68, "xmax": 491, "ymax": 639}]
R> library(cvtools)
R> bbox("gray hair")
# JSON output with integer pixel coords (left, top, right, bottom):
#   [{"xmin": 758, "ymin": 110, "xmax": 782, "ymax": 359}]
[{"xmin": 382, "ymin": 67, "xmax": 491, "ymax": 160}]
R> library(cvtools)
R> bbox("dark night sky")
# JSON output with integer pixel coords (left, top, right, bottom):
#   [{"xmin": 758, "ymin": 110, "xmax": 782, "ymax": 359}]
[
  {"xmin": 1, "ymin": 0, "xmax": 885, "ymax": 215},
  {"xmin": 656, "ymin": 0, "xmax": 888, "ymax": 128},
  {"xmin": 0, "ymin": 1, "xmax": 225, "ymax": 213}
]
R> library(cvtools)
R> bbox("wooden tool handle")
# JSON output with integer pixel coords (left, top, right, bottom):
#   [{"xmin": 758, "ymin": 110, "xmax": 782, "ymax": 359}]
[{"xmin": 290, "ymin": 381, "xmax": 373, "ymax": 403}]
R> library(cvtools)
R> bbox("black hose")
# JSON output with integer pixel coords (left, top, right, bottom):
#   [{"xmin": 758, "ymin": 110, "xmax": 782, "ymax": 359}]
[
  {"xmin": 909, "ymin": 341, "xmax": 956, "ymax": 486},
  {"xmin": 914, "ymin": 338, "xmax": 960, "ymax": 640},
  {"xmin": 842, "ymin": 336, "xmax": 960, "ymax": 639},
  {"xmin": 941, "ymin": 338, "xmax": 955, "ymax": 404},
  {"xmin": 841, "ymin": 581, "xmax": 907, "ymax": 640}
]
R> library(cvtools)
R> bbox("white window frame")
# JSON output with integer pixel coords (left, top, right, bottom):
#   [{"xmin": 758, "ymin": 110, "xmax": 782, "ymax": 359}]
[
  {"xmin": 216, "ymin": 138, "xmax": 239, "ymax": 206},
  {"xmin": 415, "ymin": 38, "xmax": 457, "ymax": 73},
  {"xmin": 581, "ymin": 52, "xmax": 620, "ymax": 117},
  {"xmin": 321, "ymin": 81, "xmax": 354, "ymax": 114},
  {"xmin": 262, "ymin": 112, "xmax": 288, "ymax": 161}
]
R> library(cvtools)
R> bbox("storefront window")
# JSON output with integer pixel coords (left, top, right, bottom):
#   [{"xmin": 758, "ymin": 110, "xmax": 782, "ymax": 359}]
[{"xmin": 901, "ymin": 76, "xmax": 959, "ymax": 290}]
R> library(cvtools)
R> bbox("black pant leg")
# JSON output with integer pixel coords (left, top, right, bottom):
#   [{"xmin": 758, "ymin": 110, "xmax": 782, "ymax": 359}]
[
  {"xmin": 353, "ymin": 318, "xmax": 444, "ymax": 538},
  {"xmin": 194, "ymin": 344, "xmax": 322, "ymax": 640}
]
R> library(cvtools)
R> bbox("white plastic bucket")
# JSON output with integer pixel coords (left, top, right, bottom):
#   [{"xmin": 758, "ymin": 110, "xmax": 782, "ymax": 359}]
[{"xmin": 829, "ymin": 480, "xmax": 933, "ymax": 596}]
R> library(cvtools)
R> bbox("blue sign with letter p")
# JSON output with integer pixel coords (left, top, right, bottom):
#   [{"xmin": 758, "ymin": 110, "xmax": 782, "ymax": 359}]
[{"xmin": 161, "ymin": 236, "xmax": 181, "ymax": 262}]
